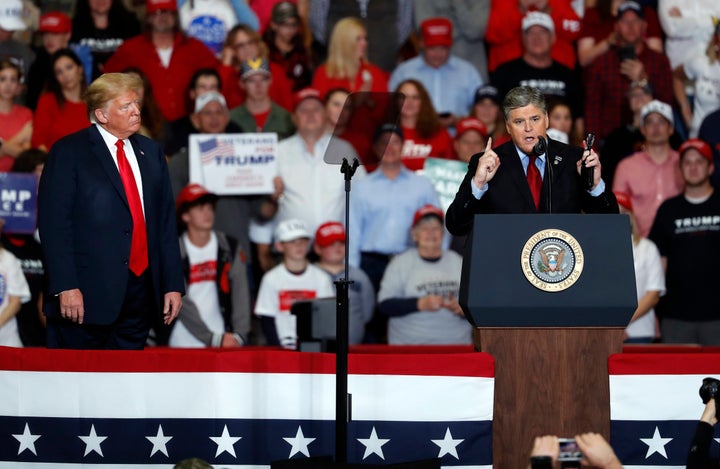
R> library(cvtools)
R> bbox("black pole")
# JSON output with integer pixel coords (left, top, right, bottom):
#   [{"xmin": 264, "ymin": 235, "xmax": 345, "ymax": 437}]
[{"xmin": 335, "ymin": 157, "xmax": 358, "ymax": 463}]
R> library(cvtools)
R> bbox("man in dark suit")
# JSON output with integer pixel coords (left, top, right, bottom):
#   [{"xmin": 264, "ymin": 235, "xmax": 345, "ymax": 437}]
[
  {"xmin": 446, "ymin": 86, "xmax": 618, "ymax": 236},
  {"xmin": 38, "ymin": 72, "xmax": 184, "ymax": 349}
]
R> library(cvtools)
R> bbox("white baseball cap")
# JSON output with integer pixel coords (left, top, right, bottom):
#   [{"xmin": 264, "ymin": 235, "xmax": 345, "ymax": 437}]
[
  {"xmin": 522, "ymin": 11, "xmax": 554, "ymax": 33},
  {"xmin": 641, "ymin": 99, "xmax": 673, "ymax": 126},
  {"xmin": 194, "ymin": 91, "xmax": 227, "ymax": 113},
  {"xmin": 0, "ymin": 0, "xmax": 26, "ymax": 32},
  {"xmin": 275, "ymin": 219, "xmax": 310, "ymax": 242}
]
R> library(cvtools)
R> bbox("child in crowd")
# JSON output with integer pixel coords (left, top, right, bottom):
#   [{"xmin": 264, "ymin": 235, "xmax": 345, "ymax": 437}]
[
  {"xmin": 255, "ymin": 218, "xmax": 334, "ymax": 348},
  {"xmin": 169, "ymin": 183, "xmax": 250, "ymax": 348},
  {"xmin": 0, "ymin": 219, "xmax": 31, "ymax": 347},
  {"xmin": 546, "ymin": 98, "xmax": 573, "ymax": 144},
  {"xmin": 313, "ymin": 221, "xmax": 374, "ymax": 345}
]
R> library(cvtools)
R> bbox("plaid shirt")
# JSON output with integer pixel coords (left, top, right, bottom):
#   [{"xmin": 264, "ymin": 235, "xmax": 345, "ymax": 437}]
[{"xmin": 584, "ymin": 46, "xmax": 674, "ymax": 141}]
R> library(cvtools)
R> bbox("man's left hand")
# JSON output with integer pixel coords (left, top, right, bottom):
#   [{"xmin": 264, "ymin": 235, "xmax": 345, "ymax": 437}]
[
  {"xmin": 577, "ymin": 148, "xmax": 602, "ymax": 190},
  {"xmin": 163, "ymin": 292, "xmax": 182, "ymax": 325}
]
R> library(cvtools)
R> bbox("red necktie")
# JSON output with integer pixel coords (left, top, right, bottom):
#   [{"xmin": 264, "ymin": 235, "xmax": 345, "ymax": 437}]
[
  {"xmin": 527, "ymin": 153, "xmax": 542, "ymax": 209},
  {"xmin": 116, "ymin": 139, "xmax": 148, "ymax": 276}
]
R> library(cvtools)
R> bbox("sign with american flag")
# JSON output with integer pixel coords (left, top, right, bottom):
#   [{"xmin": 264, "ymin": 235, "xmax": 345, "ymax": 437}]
[
  {"xmin": 0, "ymin": 347, "xmax": 494, "ymax": 468},
  {"xmin": 189, "ymin": 133, "xmax": 277, "ymax": 196},
  {"xmin": 609, "ymin": 353, "xmax": 720, "ymax": 469}
]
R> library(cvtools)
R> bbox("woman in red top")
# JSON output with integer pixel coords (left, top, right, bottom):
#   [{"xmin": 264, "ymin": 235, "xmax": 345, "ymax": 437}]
[
  {"xmin": 31, "ymin": 49, "xmax": 90, "ymax": 151},
  {"xmin": 0, "ymin": 60, "xmax": 33, "ymax": 171},
  {"xmin": 312, "ymin": 17, "xmax": 388, "ymax": 99},
  {"xmin": 219, "ymin": 24, "xmax": 293, "ymax": 111},
  {"xmin": 395, "ymin": 79, "xmax": 453, "ymax": 172}
]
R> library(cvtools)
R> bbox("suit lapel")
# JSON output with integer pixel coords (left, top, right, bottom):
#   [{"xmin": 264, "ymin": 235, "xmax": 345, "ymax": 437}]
[
  {"xmin": 129, "ymin": 135, "xmax": 152, "ymax": 216},
  {"xmin": 89, "ymin": 125, "xmax": 129, "ymax": 208}
]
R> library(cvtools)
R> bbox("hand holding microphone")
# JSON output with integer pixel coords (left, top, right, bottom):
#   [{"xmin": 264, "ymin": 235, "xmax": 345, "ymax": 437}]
[{"xmin": 578, "ymin": 133, "xmax": 600, "ymax": 190}]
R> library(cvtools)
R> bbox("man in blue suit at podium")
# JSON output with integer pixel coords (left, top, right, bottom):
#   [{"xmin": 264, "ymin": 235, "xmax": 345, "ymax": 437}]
[{"xmin": 446, "ymin": 86, "xmax": 618, "ymax": 236}]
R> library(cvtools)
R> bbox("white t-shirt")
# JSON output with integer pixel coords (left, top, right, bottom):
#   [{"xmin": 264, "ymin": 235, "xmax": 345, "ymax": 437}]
[
  {"xmin": 170, "ymin": 232, "xmax": 224, "ymax": 347},
  {"xmin": 683, "ymin": 54, "xmax": 720, "ymax": 138},
  {"xmin": 0, "ymin": 249, "xmax": 31, "ymax": 347},
  {"xmin": 626, "ymin": 237, "xmax": 666, "ymax": 339},
  {"xmin": 255, "ymin": 263, "xmax": 335, "ymax": 349}
]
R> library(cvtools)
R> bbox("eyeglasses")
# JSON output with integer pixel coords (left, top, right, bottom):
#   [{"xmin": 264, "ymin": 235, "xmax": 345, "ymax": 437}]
[{"xmin": 233, "ymin": 40, "xmax": 257, "ymax": 50}]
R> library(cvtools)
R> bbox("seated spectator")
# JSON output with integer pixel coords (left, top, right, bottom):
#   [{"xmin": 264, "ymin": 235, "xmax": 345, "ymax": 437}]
[
  {"xmin": 262, "ymin": 2, "xmax": 313, "ymax": 93},
  {"xmin": 4, "ymin": 149, "xmax": 47, "ymax": 347},
  {"xmin": 31, "ymin": 48, "xmax": 90, "ymax": 151},
  {"xmin": 613, "ymin": 100, "xmax": 683, "ymax": 237},
  {"xmin": 70, "ymin": 0, "xmax": 141, "ymax": 80},
  {"xmin": 615, "ymin": 192, "xmax": 665, "ymax": 343},
  {"xmin": 0, "ymin": 59, "xmax": 32, "ymax": 169},
  {"xmin": 395, "ymin": 79, "xmax": 454, "ymax": 171},
  {"xmin": 491, "ymin": 11, "xmax": 583, "ymax": 142},
  {"xmin": 168, "ymin": 183, "xmax": 250, "ymax": 348},
  {"xmin": 377, "ymin": 205, "xmax": 470, "ymax": 345},
  {"xmin": 0, "ymin": 217, "xmax": 31, "ymax": 347},
  {"xmin": 168, "ymin": 91, "xmax": 276, "ymax": 267},
  {"xmin": 228, "ymin": 57, "xmax": 294, "ymax": 138},
  {"xmin": 254, "ymin": 218, "xmax": 334, "ymax": 348},
  {"xmin": 26, "ymin": 12, "xmax": 93, "ymax": 111},
  {"xmin": 313, "ymin": 221, "xmax": 374, "ymax": 345},
  {"xmin": 529, "ymin": 433, "xmax": 624, "ymax": 468},
  {"xmin": 414, "ymin": 0, "xmax": 491, "ymax": 83},
  {"xmin": 673, "ymin": 21, "xmax": 720, "ymax": 138},
  {"xmin": 219, "ymin": 23, "xmax": 293, "ymax": 110},
  {"xmin": 311, "ymin": 17, "xmax": 388, "ymax": 99},
  {"xmin": 578, "ymin": 0, "xmax": 663, "ymax": 68},
  {"xmin": 178, "ymin": 0, "xmax": 258, "ymax": 55},
  {"xmin": 485, "ymin": 0, "xmax": 581, "ymax": 73},
  {"xmin": 103, "ymin": 0, "xmax": 220, "ymax": 122},
  {"xmin": 390, "ymin": 17, "xmax": 482, "ymax": 129},
  {"xmin": 649, "ymin": 138, "xmax": 720, "ymax": 345},
  {"xmin": 584, "ymin": 1, "xmax": 674, "ymax": 144},
  {"xmin": 471, "ymin": 85, "xmax": 510, "ymax": 147}
]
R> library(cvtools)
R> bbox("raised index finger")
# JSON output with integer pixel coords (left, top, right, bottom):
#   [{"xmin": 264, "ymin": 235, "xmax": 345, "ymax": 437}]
[{"xmin": 484, "ymin": 137, "xmax": 493, "ymax": 154}]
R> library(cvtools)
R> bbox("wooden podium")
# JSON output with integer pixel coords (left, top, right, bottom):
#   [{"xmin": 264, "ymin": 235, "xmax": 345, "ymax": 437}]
[{"xmin": 460, "ymin": 215, "xmax": 637, "ymax": 469}]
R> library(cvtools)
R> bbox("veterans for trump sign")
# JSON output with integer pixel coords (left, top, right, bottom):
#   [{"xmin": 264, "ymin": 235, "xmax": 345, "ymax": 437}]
[{"xmin": 189, "ymin": 133, "xmax": 278, "ymax": 195}]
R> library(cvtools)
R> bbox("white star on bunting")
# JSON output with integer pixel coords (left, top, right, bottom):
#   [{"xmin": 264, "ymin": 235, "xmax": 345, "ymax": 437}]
[
  {"xmin": 79, "ymin": 424, "xmax": 108, "ymax": 457},
  {"xmin": 357, "ymin": 427, "xmax": 390, "ymax": 460},
  {"xmin": 640, "ymin": 426, "xmax": 673, "ymax": 459},
  {"xmin": 12, "ymin": 423, "xmax": 41, "ymax": 456},
  {"xmin": 209, "ymin": 424, "xmax": 242, "ymax": 457},
  {"xmin": 283, "ymin": 426, "xmax": 316, "ymax": 458},
  {"xmin": 146, "ymin": 424, "xmax": 173, "ymax": 457},
  {"xmin": 431, "ymin": 427, "xmax": 464, "ymax": 459}
]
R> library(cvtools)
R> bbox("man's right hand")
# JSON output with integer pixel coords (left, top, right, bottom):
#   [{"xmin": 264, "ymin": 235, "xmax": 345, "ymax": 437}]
[
  {"xmin": 60, "ymin": 288, "xmax": 85, "ymax": 324},
  {"xmin": 473, "ymin": 137, "xmax": 500, "ymax": 188}
]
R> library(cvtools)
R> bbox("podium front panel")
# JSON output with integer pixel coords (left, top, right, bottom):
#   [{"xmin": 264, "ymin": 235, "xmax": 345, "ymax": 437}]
[{"xmin": 460, "ymin": 214, "xmax": 637, "ymax": 327}]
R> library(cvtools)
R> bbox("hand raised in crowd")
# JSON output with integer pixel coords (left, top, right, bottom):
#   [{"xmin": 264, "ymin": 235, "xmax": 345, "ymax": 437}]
[
  {"xmin": 700, "ymin": 398, "xmax": 718, "ymax": 426},
  {"xmin": 619, "ymin": 58, "xmax": 646, "ymax": 83},
  {"xmin": 473, "ymin": 137, "xmax": 500, "ymax": 188},
  {"xmin": 574, "ymin": 433, "xmax": 623, "ymax": 469}
]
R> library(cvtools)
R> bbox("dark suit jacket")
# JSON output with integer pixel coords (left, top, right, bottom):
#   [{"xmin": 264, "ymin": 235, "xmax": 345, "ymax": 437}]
[
  {"xmin": 38, "ymin": 125, "xmax": 185, "ymax": 325},
  {"xmin": 445, "ymin": 138, "xmax": 619, "ymax": 236}
]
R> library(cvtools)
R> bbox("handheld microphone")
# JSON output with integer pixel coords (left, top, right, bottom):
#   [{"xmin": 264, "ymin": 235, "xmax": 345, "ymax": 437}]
[
  {"xmin": 581, "ymin": 133, "xmax": 595, "ymax": 190},
  {"xmin": 533, "ymin": 135, "xmax": 546, "ymax": 156}
]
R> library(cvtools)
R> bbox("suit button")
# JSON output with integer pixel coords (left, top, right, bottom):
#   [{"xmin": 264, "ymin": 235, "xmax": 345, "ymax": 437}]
[
  {"xmin": 124, "ymin": 230, "xmax": 130, "ymax": 235},
  {"xmin": 123, "ymin": 260, "xmax": 128, "ymax": 265}
]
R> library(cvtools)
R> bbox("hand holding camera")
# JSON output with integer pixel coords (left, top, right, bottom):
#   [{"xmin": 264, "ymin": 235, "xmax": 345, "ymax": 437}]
[{"xmin": 699, "ymin": 377, "xmax": 720, "ymax": 423}]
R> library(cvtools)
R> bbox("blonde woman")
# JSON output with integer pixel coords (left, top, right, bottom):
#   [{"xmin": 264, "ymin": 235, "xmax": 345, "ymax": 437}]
[
  {"xmin": 673, "ymin": 22, "xmax": 720, "ymax": 137},
  {"xmin": 312, "ymin": 17, "xmax": 387, "ymax": 98}
]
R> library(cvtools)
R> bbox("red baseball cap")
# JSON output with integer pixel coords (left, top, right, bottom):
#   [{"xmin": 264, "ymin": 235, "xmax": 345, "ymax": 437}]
[
  {"xmin": 679, "ymin": 138, "xmax": 713, "ymax": 163},
  {"xmin": 38, "ymin": 12, "xmax": 71, "ymax": 34},
  {"xmin": 420, "ymin": 17, "xmax": 453, "ymax": 48},
  {"xmin": 176, "ymin": 183, "xmax": 217, "ymax": 211},
  {"xmin": 315, "ymin": 221, "xmax": 346, "ymax": 247},
  {"xmin": 146, "ymin": 0, "xmax": 177, "ymax": 15},
  {"xmin": 455, "ymin": 117, "xmax": 487, "ymax": 140},
  {"xmin": 412, "ymin": 204, "xmax": 444, "ymax": 227},
  {"xmin": 293, "ymin": 87, "xmax": 323, "ymax": 111},
  {"xmin": 613, "ymin": 191, "xmax": 633, "ymax": 212}
]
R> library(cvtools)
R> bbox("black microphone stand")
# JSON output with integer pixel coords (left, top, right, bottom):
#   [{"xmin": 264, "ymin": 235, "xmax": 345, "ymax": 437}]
[{"xmin": 334, "ymin": 156, "xmax": 359, "ymax": 463}]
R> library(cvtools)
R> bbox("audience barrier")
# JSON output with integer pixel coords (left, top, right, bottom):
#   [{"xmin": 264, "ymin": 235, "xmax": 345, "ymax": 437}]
[{"xmin": 0, "ymin": 347, "xmax": 494, "ymax": 468}]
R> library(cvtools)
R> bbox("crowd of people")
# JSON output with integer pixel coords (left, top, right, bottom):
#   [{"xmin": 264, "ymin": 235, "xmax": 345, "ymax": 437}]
[{"xmin": 0, "ymin": 0, "xmax": 719, "ymax": 350}]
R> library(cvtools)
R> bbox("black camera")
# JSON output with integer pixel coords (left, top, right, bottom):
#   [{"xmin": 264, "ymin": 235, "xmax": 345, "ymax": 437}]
[{"xmin": 699, "ymin": 377, "xmax": 720, "ymax": 420}]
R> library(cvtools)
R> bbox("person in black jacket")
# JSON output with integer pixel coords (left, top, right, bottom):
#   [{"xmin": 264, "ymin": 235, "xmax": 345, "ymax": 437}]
[{"xmin": 687, "ymin": 378, "xmax": 720, "ymax": 469}]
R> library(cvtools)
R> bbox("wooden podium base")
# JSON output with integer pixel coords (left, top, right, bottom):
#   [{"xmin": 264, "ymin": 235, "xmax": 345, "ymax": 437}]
[{"xmin": 475, "ymin": 327, "xmax": 624, "ymax": 469}]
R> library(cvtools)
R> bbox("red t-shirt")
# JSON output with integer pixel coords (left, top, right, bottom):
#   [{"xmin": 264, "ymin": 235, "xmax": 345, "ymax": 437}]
[
  {"xmin": 31, "ymin": 93, "xmax": 90, "ymax": 150},
  {"xmin": 400, "ymin": 126, "xmax": 455, "ymax": 171}
]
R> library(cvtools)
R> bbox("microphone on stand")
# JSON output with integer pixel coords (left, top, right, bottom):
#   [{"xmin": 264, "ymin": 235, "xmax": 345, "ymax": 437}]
[{"xmin": 533, "ymin": 136, "xmax": 551, "ymax": 213}]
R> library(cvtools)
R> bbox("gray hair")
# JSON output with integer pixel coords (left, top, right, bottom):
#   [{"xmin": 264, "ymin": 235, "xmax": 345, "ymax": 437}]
[{"xmin": 502, "ymin": 86, "xmax": 547, "ymax": 121}]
